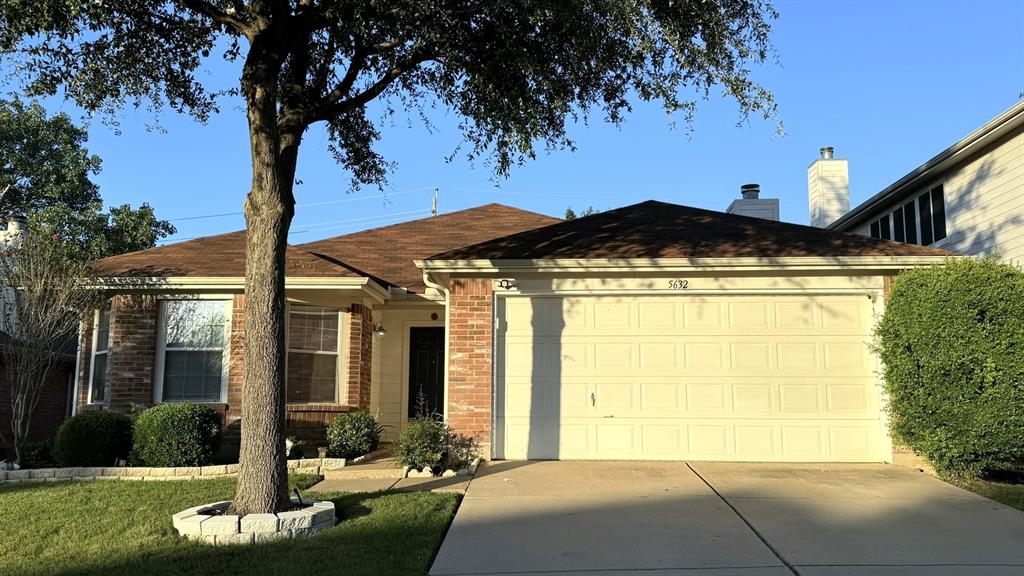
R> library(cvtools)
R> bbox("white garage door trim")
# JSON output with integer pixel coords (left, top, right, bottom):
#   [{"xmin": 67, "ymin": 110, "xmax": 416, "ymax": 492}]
[{"xmin": 493, "ymin": 289, "xmax": 890, "ymax": 463}]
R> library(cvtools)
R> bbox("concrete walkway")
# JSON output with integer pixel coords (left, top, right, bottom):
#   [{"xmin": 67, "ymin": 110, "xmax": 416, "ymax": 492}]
[{"xmin": 429, "ymin": 461, "xmax": 1024, "ymax": 576}]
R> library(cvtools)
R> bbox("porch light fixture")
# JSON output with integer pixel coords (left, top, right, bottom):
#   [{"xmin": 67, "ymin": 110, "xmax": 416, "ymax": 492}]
[
  {"xmin": 496, "ymin": 278, "xmax": 518, "ymax": 290},
  {"xmin": 373, "ymin": 322, "xmax": 387, "ymax": 337}
]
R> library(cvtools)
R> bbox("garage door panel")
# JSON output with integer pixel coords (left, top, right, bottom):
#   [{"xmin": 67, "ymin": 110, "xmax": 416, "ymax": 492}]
[{"xmin": 496, "ymin": 294, "xmax": 883, "ymax": 462}]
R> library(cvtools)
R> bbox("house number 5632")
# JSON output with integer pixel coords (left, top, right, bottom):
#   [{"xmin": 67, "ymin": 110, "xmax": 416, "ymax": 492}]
[{"xmin": 668, "ymin": 279, "xmax": 689, "ymax": 289}]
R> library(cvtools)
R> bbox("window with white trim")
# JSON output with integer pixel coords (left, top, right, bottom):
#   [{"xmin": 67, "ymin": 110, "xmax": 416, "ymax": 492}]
[
  {"xmin": 157, "ymin": 300, "xmax": 231, "ymax": 403},
  {"xmin": 89, "ymin": 308, "xmax": 110, "ymax": 403},
  {"xmin": 868, "ymin": 185, "xmax": 946, "ymax": 246},
  {"xmin": 286, "ymin": 304, "xmax": 341, "ymax": 404}
]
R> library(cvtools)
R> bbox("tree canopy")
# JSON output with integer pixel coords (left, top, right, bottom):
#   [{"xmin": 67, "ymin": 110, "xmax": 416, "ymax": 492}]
[{"xmin": 0, "ymin": 98, "xmax": 175, "ymax": 259}]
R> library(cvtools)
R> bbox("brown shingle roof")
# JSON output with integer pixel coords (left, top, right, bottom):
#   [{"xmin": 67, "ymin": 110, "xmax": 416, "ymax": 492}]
[
  {"xmin": 91, "ymin": 231, "xmax": 358, "ymax": 278},
  {"xmin": 428, "ymin": 200, "xmax": 951, "ymax": 260},
  {"xmin": 298, "ymin": 204, "xmax": 560, "ymax": 292}
]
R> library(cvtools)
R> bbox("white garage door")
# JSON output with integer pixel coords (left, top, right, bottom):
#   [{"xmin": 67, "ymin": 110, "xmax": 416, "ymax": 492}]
[{"xmin": 495, "ymin": 294, "xmax": 884, "ymax": 462}]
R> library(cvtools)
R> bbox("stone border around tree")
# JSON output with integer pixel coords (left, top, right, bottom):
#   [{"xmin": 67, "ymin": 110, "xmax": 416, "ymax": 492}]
[
  {"xmin": 173, "ymin": 497, "xmax": 336, "ymax": 545},
  {"xmin": 0, "ymin": 457, "xmax": 346, "ymax": 483}
]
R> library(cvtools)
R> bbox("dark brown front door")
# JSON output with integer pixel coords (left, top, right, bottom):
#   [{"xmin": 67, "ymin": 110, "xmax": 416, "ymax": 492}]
[{"xmin": 408, "ymin": 327, "xmax": 444, "ymax": 419}]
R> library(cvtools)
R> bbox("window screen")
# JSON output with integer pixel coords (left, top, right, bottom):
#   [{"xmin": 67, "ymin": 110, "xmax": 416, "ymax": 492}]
[
  {"xmin": 918, "ymin": 192, "xmax": 934, "ymax": 245},
  {"xmin": 161, "ymin": 300, "xmax": 229, "ymax": 402},
  {"xmin": 287, "ymin": 304, "xmax": 340, "ymax": 403},
  {"xmin": 931, "ymin": 186, "xmax": 946, "ymax": 241},
  {"xmin": 90, "ymin": 309, "xmax": 110, "ymax": 402},
  {"xmin": 879, "ymin": 214, "xmax": 891, "ymax": 240},
  {"xmin": 903, "ymin": 201, "xmax": 918, "ymax": 244},
  {"xmin": 893, "ymin": 207, "xmax": 905, "ymax": 243}
]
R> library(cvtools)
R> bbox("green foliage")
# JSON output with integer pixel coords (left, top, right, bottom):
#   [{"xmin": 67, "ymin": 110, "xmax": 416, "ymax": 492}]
[
  {"xmin": 875, "ymin": 257, "xmax": 1024, "ymax": 479},
  {"xmin": 326, "ymin": 411, "xmax": 383, "ymax": 459},
  {"xmin": 131, "ymin": 403, "xmax": 222, "ymax": 467},
  {"xmin": 443, "ymin": 431, "xmax": 480, "ymax": 471},
  {"xmin": 564, "ymin": 206, "xmax": 599, "ymax": 221},
  {"xmin": 0, "ymin": 98, "xmax": 174, "ymax": 259},
  {"xmin": 394, "ymin": 419, "xmax": 447, "ymax": 470},
  {"xmin": 0, "ymin": 1, "xmax": 778, "ymax": 189},
  {"xmin": 52, "ymin": 411, "xmax": 132, "ymax": 467}
]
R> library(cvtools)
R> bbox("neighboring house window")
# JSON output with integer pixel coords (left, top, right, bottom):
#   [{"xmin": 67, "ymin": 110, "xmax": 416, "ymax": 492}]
[
  {"xmin": 286, "ymin": 304, "xmax": 341, "ymax": 404},
  {"xmin": 867, "ymin": 185, "xmax": 946, "ymax": 246},
  {"xmin": 89, "ymin": 308, "xmax": 110, "ymax": 403},
  {"xmin": 156, "ymin": 300, "xmax": 231, "ymax": 403}
]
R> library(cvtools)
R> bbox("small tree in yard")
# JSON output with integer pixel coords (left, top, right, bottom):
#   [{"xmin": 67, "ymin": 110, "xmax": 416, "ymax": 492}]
[
  {"xmin": 0, "ymin": 227, "xmax": 101, "ymax": 464},
  {"xmin": 1, "ymin": 1, "xmax": 778, "ymax": 514},
  {"xmin": 875, "ymin": 257, "xmax": 1024, "ymax": 479}
]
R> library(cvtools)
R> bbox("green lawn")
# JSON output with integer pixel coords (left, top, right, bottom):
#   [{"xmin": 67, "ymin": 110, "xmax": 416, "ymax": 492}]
[
  {"xmin": 0, "ymin": 475, "xmax": 459, "ymax": 576},
  {"xmin": 961, "ymin": 478, "xmax": 1024, "ymax": 512}
]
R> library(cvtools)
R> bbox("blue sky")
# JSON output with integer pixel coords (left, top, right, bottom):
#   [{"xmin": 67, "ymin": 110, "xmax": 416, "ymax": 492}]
[{"xmin": 38, "ymin": 0, "xmax": 1024, "ymax": 245}]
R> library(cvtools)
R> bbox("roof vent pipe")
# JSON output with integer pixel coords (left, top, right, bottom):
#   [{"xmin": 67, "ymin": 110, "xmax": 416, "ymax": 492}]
[
  {"xmin": 820, "ymin": 146, "xmax": 834, "ymax": 160},
  {"xmin": 740, "ymin": 183, "xmax": 760, "ymax": 200}
]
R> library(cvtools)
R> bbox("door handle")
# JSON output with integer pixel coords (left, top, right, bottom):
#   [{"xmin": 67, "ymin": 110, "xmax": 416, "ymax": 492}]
[{"xmin": 590, "ymin": 392, "xmax": 596, "ymax": 407}]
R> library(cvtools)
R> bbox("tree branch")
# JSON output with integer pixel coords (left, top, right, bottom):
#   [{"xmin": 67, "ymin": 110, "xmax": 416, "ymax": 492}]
[{"xmin": 178, "ymin": 0, "xmax": 253, "ymax": 36}]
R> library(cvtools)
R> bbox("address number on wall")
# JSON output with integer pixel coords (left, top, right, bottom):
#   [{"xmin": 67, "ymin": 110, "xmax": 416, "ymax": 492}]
[{"xmin": 667, "ymin": 279, "xmax": 689, "ymax": 290}]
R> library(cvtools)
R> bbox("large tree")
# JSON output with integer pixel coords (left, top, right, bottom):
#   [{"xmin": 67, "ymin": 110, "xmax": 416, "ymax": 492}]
[
  {"xmin": 0, "ymin": 0, "xmax": 777, "ymax": 514},
  {"xmin": 0, "ymin": 98, "xmax": 175, "ymax": 259}
]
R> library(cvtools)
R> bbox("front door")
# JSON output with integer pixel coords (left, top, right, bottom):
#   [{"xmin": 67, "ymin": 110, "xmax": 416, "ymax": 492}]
[{"xmin": 408, "ymin": 327, "xmax": 445, "ymax": 419}]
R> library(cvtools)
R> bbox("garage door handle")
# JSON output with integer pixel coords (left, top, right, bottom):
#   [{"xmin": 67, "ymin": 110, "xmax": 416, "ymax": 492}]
[{"xmin": 590, "ymin": 392, "xmax": 595, "ymax": 407}]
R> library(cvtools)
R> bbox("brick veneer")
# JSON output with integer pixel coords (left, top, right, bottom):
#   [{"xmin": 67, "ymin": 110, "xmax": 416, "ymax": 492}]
[
  {"xmin": 446, "ymin": 279, "xmax": 493, "ymax": 453},
  {"xmin": 345, "ymin": 304, "xmax": 373, "ymax": 411},
  {"xmin": 106, "ymin": 294, "xmax": 159, "ymax": 413},
  {"xmin": 224, "ymin": 294, "xmax": 246, "ymax": 442}
]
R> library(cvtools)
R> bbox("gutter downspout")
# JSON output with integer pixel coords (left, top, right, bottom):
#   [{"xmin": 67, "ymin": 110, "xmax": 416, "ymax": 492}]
[{"xmin": 421, "ymin": 270, "xmax": 452, "ymax": 424}]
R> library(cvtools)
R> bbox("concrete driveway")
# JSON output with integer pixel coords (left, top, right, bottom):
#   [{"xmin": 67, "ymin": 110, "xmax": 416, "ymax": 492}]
[{"xmin": 429, "ymin": 461, "xmax": 1024, "ymax": 576}]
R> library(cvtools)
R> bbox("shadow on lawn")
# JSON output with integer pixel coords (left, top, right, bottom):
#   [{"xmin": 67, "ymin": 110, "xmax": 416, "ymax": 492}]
[{"xmin": 39, "ymin": 490, "xmax": 458, "ymax": 576}]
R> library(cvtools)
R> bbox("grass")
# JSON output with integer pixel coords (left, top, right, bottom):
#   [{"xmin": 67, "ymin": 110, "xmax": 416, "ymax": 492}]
[
  {"xmin": 959, "ymin": 472, "xmax": 1024, "ymax": 512},
  {"xmin": 0, "ymin": 474, "xmax": 459, "ymax": 576}
]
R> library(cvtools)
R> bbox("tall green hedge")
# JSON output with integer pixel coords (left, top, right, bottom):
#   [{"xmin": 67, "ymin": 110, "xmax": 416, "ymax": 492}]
[{"xmin": 875, "ymin": 257, "xmax": 1024, "ymax": 478}]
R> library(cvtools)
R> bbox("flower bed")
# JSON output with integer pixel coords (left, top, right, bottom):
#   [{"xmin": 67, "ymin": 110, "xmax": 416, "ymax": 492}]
[
  {"xmin": 0, "ymin": 457, "xmax": 346, "ymax": 483},
  {"xmin": 173, "ymin": 497, "xmax": 336, "ymax": 545}
]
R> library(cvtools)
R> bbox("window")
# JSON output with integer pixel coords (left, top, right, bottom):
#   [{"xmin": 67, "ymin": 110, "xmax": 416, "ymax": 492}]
[
  {"xmin": 157, "ymin": 300, "xmax": 230, "ymax": 403},
  {"xmin": 903, "ymin": 200, "xmax": 918, "ymax": 244},
  {"xmin": 931, "ymin": 185, "xmax": 947, "ymax": 241},
  {"xmin": 869, "ymin": 220, "xmax": 881, "ymax": 239},
  {"xmin": 918, "ymin": 192, "xmax": 934, "ymax": 245},
  {"xmin": 879, "ymin": 214, "xmax": 891, "ymax": 240},
  {"xmin": 893, "ymin": 206, "xmax": 905, "ymax": 242},
  {"xmin": 286, "ymin": 304, "xmax": 341, "ymax": 403},
  {"xmin": 89, "ymin": 308, "xmax": 110, "ymax": 403}
]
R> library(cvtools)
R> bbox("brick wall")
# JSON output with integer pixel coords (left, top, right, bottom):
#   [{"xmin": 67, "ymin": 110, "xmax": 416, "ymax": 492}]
[
  {"xmin": 0, "ymin": 359, "xmax": 73, "ymax": 458},
  {"xmin": 446, "ymin": 279, "xmax": 493, "ymax": 453},
  {"xmin": 224, "ymin": 294, "xmax": 246, "ymax": 443},
  {"xmin": 106, "ymin": 294, "xmax": 159, "ymax": 413},
  {"xmin": 345, "ymin": 304, "xmax": 373, "ymax": 411}
]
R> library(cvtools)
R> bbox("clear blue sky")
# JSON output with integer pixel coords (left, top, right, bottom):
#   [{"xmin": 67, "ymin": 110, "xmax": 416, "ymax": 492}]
[{"xmin": 38, "ymin": 0, "xmax": 1024, "ymax": 245}]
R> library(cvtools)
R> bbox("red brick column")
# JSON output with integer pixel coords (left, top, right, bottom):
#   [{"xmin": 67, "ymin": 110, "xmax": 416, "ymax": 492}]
[
  {"xmin": 223, "ymin": 294, "xmax": 246, "ymax": 442},
  {"xmin": 447, "ymin": 279, "xmax": 493, "ymax": 453},
  {"xmin": 107, "ymin": 294, "xmax": 159, "ymax": 414},
  {"xmin": 345, "ymin": 304, "xmax": 373, "ymax": 411}
]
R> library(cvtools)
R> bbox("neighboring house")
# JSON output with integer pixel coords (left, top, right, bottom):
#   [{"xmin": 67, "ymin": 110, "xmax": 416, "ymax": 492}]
[
  {"xmin": 76, "ymin": 200, "xmax": 947, "ymax": 463},
  {"xmin": 0, "ymin": 217, "xmax": 76, "ymax": 459},
  {"xmin": 811, "ymin": 100, "xmax": 1024, "ymax": 265}
]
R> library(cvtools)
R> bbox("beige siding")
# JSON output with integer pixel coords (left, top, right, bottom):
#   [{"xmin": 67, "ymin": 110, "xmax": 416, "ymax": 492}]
[{"xmin": 372, "ymin": 307, "xmax": 445, "ymax": 441}]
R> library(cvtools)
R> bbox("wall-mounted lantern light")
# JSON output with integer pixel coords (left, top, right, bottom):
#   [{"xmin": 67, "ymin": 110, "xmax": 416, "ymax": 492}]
[
  {"xmin": 496, "ymin": 278, "xmax": 518, "ymax": 290},
  {"xmin": 373, "ymin": 322, "xmax": 387, "ymax": 337}
]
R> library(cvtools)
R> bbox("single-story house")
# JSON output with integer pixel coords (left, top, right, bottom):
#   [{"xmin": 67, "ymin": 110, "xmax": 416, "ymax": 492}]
[{"xmin": 74, "ymin": 200, "xmax": 948, "ymax": 462}]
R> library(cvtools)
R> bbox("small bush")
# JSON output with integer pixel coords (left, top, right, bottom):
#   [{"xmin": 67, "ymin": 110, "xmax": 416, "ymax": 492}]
[
  {"xmin": 326, "ymin": 411, "xmax": 383, "ymax": 459},
  {"xmin": 132, "ymin": 403, "xmax": 222, "ymax": 467},
  {"xmin": 875, "ymin": 257, "xmax": 1024, "ymax": 479},
  {"xmin": 18, "ymin": 440, "xmax": 54, "ymax": 469},
  {"xmin": 444, "ymin": 431, "xmax": 480, "ymax": 471},
  {"xmin": 53, "ymin": 411, "xmax": 132, "ymax": 467},
  {"xmin": 394, "ymin": 418, "xmax": 447, "ymax": 470}
]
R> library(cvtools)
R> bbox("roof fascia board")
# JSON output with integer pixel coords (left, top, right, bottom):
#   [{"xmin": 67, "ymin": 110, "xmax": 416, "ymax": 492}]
[
  {"xmin": 92, "ymin": 276, "xmax": 383, "ymax": 293},
  {"xmin": 417, "ymin": 256, "xmax": 952, "ymax": 274},
  {"xmin": 829, "ymin": 100, "xmax": 1024, "ymax": 230}
]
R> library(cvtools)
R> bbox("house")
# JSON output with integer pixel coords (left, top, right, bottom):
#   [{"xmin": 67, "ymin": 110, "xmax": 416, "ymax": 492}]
[
  {"xmin": 809, "ymin": 99, "xmax": 1024, "ymax": 265},
  {"xmin": 75, "ymin": 200, "xmax": 948, "ymax": 462}
]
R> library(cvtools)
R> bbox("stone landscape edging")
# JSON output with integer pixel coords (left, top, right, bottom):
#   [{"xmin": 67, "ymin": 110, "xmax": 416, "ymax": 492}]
[
  {"xmin": 0, "ymin": 457, "xmax": 347, "ymax": 483},
  {"xmin": 173, "ymin": 497, "xmax": 336, "ymax": 545},
  {"xmin": 403, "ymin": 458, "xmax": 481, "ymax": 479}
]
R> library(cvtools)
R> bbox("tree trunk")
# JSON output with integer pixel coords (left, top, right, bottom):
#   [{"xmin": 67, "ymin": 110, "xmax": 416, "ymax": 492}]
[{"xmin": 230, "ymin": 49, "xmax": 294, "ymax": 515}]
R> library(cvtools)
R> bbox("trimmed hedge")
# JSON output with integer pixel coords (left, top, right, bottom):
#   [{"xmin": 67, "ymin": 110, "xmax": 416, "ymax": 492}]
[
  {"xmin": 875, "ymin": 257, "xmax": 1024, "ymax": 478},
  {"xmin": 52, "ymin": 411, "xmax": 133, "ymax": 467},
  {"xmin": 132, "ymin": 403, "xmax": 222, "ymax": 467},
  {"xmin": 326, "ymin": 411, "xmax": 383, "ymax": 459}
]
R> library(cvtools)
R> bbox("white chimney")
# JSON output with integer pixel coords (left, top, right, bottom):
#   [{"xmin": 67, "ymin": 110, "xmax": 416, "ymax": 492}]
[
  {"xmin": 726, "ymin": 183, "xmax": 780, "ymax": 221},
  {"xmin": 808, "ymin": 146, "xmax": 849, "ymax": 227}
]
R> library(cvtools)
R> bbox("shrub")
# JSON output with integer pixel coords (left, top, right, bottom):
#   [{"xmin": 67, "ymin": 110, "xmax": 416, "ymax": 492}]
[
  {"xmin": 53, "ymin": 411, "xmax": 132, "ymax": 467},
  {"xmin": 326, "ymin": 411, "xmax": 383, "ymax": 459},
  {"xmin": 132, "ymin": 403, "xmax": 222, "ymax": 467},
  {"xmin": 394, "ymin": 418, "xmax": 447, "ymax": 470},
  {"xmin": 875, "ymin": 257, "xmax": 1024, "ymax": 479},
  {"xmin": 444, "ymin": 431, "xmax": 480, "ymax": 471},
  {"xmin": 18, "ymin": 440, "xmax": 54, "ymax": 469}
]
